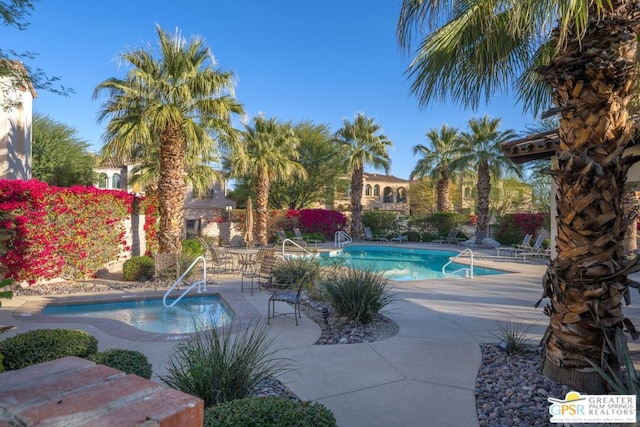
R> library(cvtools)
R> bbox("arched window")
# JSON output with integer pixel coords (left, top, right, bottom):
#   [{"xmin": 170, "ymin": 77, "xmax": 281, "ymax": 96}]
[
  {"xmin": 464, "ymin": 187, "xmax": 471, "ymax": 199},
  {"xmin": 373, "ymin": 185, "xmax": 380, "ymax": 197},
  {"xmin": 344, "ymin": 187, "xmax": 351, "ymax": 197},
  {"xmin": 396, "ymin": 187, "xmax": 406, "ymax": 203},
  {"xmin": 383, "ymin": 187, "xmax": 393, "ymax": 203},
  {"xmin": 96, "ymin": 173, "xmax": 108, "ymax": 189},
  {"xmin": 111, "ymin": 173, "xmax": 121, "ymax": 189},
  {"xmin": 365, "ymin": 184, "xmax": 371, "ymax": 196}
]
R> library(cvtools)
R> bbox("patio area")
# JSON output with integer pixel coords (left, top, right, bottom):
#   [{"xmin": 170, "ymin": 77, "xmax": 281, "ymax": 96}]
[{"xmin": 2, "ymin": 244, "xmax": 639, "ymax": 426}]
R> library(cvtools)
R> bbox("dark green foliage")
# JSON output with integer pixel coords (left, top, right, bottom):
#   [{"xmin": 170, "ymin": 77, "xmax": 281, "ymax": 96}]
[
  {"xmin": 362, "ymin": 211, "xmax": 397, "ymax": 235},
  {"xmin": 0, "ymin": 277, "xmax": 13, "ymax": 307},
  {"xmin": 122, "ymin": 256, "xmax": 155, "ymax": 281},
  {"xmin": 0, "ymin": 328, "xmax": 98, "ymax": 370},
  {"xmin": 88, "ymin": 349, "xmax": 153, "ymax": 379},
  {"xmin": 321, "ymin": 267, "xmax": 396, "ymax": 324},
  {"xmin": 420, "ymin": 232, "xmax": 440, "ymax": 242},
  {"xmin": 405, "ymin": 231, "xmax": 420, "ymax": 242},
  {"xmin": 0, "ymin": 351, "xmax": 3, "ymax": 373},
  {"xmin": 182, "ymin": 238, "xmax": 206, "ymax": 257},
  {"xmin": 272, "ymin": 257, "xmax": 320, "ymax": 289},
  {"xmin": 424, "ymin": 212, "xmax": 465, "ymax": 237},
  {"xmin": 203, "ymin": 397, "xmax": 337, "ymax": 427},
  {"xmin": 160, "ymin": 321, "xmax": 290, "ymax": 407}
]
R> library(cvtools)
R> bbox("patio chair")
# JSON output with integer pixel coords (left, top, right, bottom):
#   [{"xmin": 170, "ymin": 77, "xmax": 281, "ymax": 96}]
[
  {"xmin": 364, "ymin": 226, "xmax": 388, "ymax": 242},
  {"xmin": 268, "ymin": 272, "xmax": 308, "ymax": 326},
  {"xmin": 460, "ymin": 230, "xmax": 487, "ymax": 247},
  {"xmin": 363, "ymin": 226, "xmax": 374, "ymax": 241},
  {"xmin": 241, "ymin": 254, "xmax": 277, "ymax": 296},
  {"xmin": 293, "ymin": 228, "xmax": 307, "ymax": 244},
  {"xmin": 432, "ymin": 229, "xmax": 464, "ymax": 244},
  {"xmin": 516, "ymin": 235, "xmax": 545, "ymax": 258},
  {"xmin": 211, "ymin": 246, "xmax": 234, "ymax": 273},
  {"xmin": 495, "ymin": 234, "xmax": 532, "ymax": 257},
  {"xmin": 153, "ymin": 252, "xmax": 179, "ymax": 290}
]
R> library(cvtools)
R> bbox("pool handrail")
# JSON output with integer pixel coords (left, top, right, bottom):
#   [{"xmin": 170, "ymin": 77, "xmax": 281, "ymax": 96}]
[
  {"xmin": 442, "ymin": 248, "xmax": 474, "ymax": 278},
  {"xmin": 163, "ymin": 255, "xmax": 208, "ymax": 308},
  {"xmin": 334, "ymin": 230, "xmax": 352, "ymax": 247}
]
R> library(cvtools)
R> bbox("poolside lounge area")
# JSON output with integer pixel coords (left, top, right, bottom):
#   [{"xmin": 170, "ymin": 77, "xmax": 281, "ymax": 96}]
[{"xmin": 2, "ymin": 243, "xmax": 640, "ymax": 426}]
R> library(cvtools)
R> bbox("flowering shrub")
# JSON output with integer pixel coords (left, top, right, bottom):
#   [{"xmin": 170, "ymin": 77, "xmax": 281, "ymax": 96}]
[
  {"xmin": 0, "ymin": 179, "xmax": 154, "ymax": 283},
  {"xmin": 494, "ymin": 212, "xmax": 549, "ymax": 246},
  {"xmin": 296, "ymin": 209, "xmax": 347, "ymax": 239}
]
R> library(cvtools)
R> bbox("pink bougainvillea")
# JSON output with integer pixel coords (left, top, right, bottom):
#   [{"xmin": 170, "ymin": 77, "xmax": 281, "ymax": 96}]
[{"xmin": 0, "ymin": 179, "xmax": 157, "ymax": 283}]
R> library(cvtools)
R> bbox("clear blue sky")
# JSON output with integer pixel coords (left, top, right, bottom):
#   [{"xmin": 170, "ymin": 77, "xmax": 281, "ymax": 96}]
[{"xmin": 3, "ymin": 0, "xmax": 539, "ymax": 180}]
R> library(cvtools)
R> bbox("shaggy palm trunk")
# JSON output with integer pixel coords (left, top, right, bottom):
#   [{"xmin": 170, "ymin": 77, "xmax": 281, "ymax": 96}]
[
  {"xmin": 437, "ymin": 174, "xmax": 450, "ymax": 212},
  {"xmin": 475, "ymin": 163, "xmax": 490, "ymax": 243},
  {"xmin": 351, "ymin": 167, "xmax": 365, "ymax": 240},
  {"xmin": 157, "ymin": 123, "xmax": 187, "ymax": 254},
  {"xmin": 536, "ymin": 1, "xmax": 640, "ymax": 393},
  {"xmin": 255, "ymin": 170, "xmax": 270, "ymax": 246}
]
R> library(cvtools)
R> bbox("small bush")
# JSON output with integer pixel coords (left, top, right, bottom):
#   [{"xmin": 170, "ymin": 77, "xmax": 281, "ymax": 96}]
[
  {"xmin": 159, "ymin": 321, "xmax": 290, "ymax": 407},
  {"xmin": 491, "ymin": 321, "xmax": 532, "ymax": 354},
  {"xmin": 0, "ymin": 328, "xmax": 98, "ymax": 370},
  {"xmin": 89, "ymin": 349, "xmax": 153, "ymax": 379},
  {"xmin": 321, "ymin": 267, "xmax": 396, "ymax": 324},
  {"xmin": 123, "ymin": 256, "xmax": 155, "ymax": 281},
  {"xmin": 405, "ymin": 231, "xmax": 420, "ymax": 242},
  {"xmin": 272, "ymin": 257, "xmax": 320, "ymax": 289},
  {"xmin": 182, "ymin": 238, "xmax": 206, "ymax": 257},
  {"xmin": 0, "ymin": 351, "xmax": 3, "ymax": 373},
  {"xmin": 204, "ymin": 396, "xmax": 337, "ymax": 427}
]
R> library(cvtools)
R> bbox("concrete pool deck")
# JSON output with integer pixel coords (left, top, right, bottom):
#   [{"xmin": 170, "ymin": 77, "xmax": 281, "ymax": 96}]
[{"xmin": 2, "ymin": 243, "xmax": 640, "ymax": 426}]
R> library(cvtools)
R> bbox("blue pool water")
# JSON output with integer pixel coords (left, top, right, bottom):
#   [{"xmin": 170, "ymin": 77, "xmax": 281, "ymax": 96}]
[
  {"xmin": 320, "ymin": 245, "xmax": 506, "ymax": 281},
  {"xmin": 42, "ymin": 295, "xmax": 234, "ymax": 335}
]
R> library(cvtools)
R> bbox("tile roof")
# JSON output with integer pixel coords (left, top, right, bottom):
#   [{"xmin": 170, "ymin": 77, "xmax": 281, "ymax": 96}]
[
  {"xmin": 501, "ymin": 130, "xmax": 559, "ymax": 164},
  {"xmin": 363, "ymin": 173, "xmax": 410, "ymax": 183}
]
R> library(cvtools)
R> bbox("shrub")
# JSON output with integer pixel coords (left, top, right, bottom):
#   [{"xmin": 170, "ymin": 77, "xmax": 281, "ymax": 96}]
[
  {"xmin": 182, "ymin": 238, "xmax": 206, "ymax": 257},
  {"xmin": 123, "ymin": 256, "xmax": 155, "ymax": 281},
  {"xmin": 89, "ymin": 349, "xmax": 153, "ymax": 379},
  {"xmin": 494, "ymin": 213, "xmax": 549, "ymax": 246},
  {"xmin": 0, "ymin": 351, "xmax": 3, "ymax": 373},
  {"xmin": 491, "ymin": 321, "xmax": 532, "ymax": 354},
  {"xmin": 272, "ymin": 257, "xmax": 320, "ymax": 289},
  {"xmin": 0, "ymin": 328, "xmax": 98, "ymax": 370},
  {"xmin": 204, "ymin": 397, "xmax": 337, "ymax": 427},
  {"xmin": 405, "ymin": 231, "xmax": 420, "ymax": 242},
  {"xmin": 321, "ymin": 267, "xmax": 396, "ymax": 324},
  {"xmin": 363, "ymin": 211, "xmax": 397, "ymax": 235},
  {"xmin": 159, "ymin": 321, "xmax": 290, "ymax": 407},
  {"xmin": 424, "ymin": 212, "xmax": 466, "ymax": 237}
]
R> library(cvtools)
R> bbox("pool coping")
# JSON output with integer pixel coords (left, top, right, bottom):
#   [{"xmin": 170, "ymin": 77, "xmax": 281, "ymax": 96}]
[{"xmin": 10, "ymin": 288, "xmax": 262, "ymax": 342}]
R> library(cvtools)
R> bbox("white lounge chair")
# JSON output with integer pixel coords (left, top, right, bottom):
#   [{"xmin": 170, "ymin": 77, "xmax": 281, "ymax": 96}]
[
  {"xmin": 496, "ymin": 234, "xmax": 532, "ymax": 257},
  {"xmin": 432, "ymin": 229, "xmax": 465, "ymax": 244}
]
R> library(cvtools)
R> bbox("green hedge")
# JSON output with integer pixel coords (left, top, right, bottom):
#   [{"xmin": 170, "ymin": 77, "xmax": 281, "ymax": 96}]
[
  {"xmin": 204, "ymin": 397, "xmax": 337, "ymax": 427},
  {"xmin": 123, "ymin": 256, "xmax": 155, "ymax": 281},
  {"xmin": 0, "ymin": 328, "xmax": 98, "ymax": 370},
  {"xmin": 89, "ymin": 349, "xmax": 153, "ymax": 379}
]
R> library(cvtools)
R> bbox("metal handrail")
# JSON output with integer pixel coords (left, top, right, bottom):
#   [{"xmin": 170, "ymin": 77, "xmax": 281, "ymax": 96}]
[
  {"xmin": 334, "ymin": 230, "xmax": 352, "ymax": 247},
  {"xmin": 442, "ymin": 248, "xmax": 474, "ymax": 278},
  {"xmin": 163, "ymin": 255, "xmax": 208, "ymax": 308},
  {"xmin": 281, "ymin": 238, "xmax": 314, "ymax": 258}
]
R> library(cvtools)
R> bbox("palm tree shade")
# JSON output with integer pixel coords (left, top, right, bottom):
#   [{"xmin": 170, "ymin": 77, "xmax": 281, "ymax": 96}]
[
  {"xmin": 335, "ymin": 113, "xmax": 392, "ymax": 240},
  {"xmin": 398, "ymin": 0, "xmax": 640, "ymax": 392},
  {"xmin": 94, "ymin": 25, "xmax": 244, "ymax": 254}
]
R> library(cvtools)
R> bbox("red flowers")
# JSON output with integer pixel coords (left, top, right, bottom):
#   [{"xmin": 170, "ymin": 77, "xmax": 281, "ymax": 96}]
[{"xmin": 0, "ymin": 179, "xmax": 157, "ymax": 283}]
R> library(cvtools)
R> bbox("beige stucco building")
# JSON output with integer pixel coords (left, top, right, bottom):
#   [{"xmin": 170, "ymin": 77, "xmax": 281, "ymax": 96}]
[
  {"xmin": 332, "ymin": 173, "xmax": 411, "ymax": 216},
  {"xmin": 0, "ymin": 60, "xmax": 36, "ymax": 180}
]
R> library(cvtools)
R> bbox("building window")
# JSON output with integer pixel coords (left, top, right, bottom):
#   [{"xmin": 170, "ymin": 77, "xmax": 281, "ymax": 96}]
[
  {"xmin": 383, "ymin": 187, "xmax": 393, "ymax": 203},
  {"xmin": 96, "ymin": 173, "xmax": 108, "ymax": 189},
  {"xmin": 396, "ymin": 187, "xmax": 406, "ymax": 203},
  {"xmin": 111, "ymin": 173, "xmax": 121, "ymax": 189},
  {"xmin": 373, "ymin": 185, "xmax": 380, "ymax": 197},
  {"xmin": 365, "ymin": 184, "xmax": 371, "ymax": 196},
  {"xmin": 464, "ymin": 187, "xmax": 471, "ymax": 199},
  {"xmin": 344, "ymin": 187, "xmax": 351, "ymax": 198}
]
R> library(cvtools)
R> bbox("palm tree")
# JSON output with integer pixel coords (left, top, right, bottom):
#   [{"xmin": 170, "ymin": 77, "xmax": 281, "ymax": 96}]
[
  {"xmin": 397, "ymin": 1, "xmax": 640, "ymax": 392},
  {"xmin": 94, "ymin": 26, "xmax": 243, "ymax": 254},
  {"xmin": 410, "ymin": 124, "xmax": 463, "ymax": 212},
  {"xmin": 457, "ymin": 116, "xmax": 520, "ymax": 241},
  {"xmin": 227, "ymin": 115, "xmax": 305, "ymax": 246},
  {"xmin": 335, "ymin": 113, "xmax": 392, "ymax": 240}
]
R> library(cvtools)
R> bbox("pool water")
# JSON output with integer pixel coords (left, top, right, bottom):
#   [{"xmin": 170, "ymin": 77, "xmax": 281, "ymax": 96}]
[
  {"xmin": 320, "ymin": 245, "xmax": 506, "ymax": 281},
  {"xmin": 42, "ymin": 295, "xmax": 234, "ymax": 335}
]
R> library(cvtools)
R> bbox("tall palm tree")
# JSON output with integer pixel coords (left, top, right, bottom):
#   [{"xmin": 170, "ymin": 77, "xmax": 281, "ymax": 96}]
[
  {"xmin": 410, "ymin": 124, "xmax": 463, "ymax": 212},
  {"xmin": 335, "ymin": 113, "xmax": 392, "ymax": 240},
  {"xmin": 227, "ymin": 115, "xmax": 305, "ymax": 246},
  {"xmin": 457, "ymin": 116, "xmax": 520, "ymax": 241},
  {"xmin": 397, "ymin": 1, "xmax": 640, "ymax": 392},
  {"xmin": 94, "ymin": 26, "xmax": 243, "ymax": 254}
]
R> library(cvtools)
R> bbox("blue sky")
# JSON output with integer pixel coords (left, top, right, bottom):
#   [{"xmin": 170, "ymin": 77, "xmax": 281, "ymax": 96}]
[{"xmin": 4, "ymin": 0, "xmax": 539, "ymax": 180}]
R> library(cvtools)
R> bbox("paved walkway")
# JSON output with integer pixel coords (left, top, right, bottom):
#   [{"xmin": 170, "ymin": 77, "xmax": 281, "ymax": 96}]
[{"xmin": 2, "ymin": 243, "xmax": 639, "ymax": 426}]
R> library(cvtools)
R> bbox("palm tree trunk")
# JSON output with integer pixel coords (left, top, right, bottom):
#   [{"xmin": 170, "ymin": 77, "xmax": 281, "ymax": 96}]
[
  {"xmin": 536, "ymin": 0, "xmax": 640, "ymax": 393},
  {"xmin": 475, "ymin": 163, "xmax": 490, "ymax": 242},
  {"xmin": 157, "ymin": 123, "xmax": 187, "ymax": 254},
  {"xmin": 351, "ymin": 167, "xmax": 364, "ymax": 240},
  {"xmin": 437, "ymin": 174, "xmax": 450, "ymax": 212},
  {"xmin": 255, "ymin": 170, "xmax": 270, "ymax": 246}
]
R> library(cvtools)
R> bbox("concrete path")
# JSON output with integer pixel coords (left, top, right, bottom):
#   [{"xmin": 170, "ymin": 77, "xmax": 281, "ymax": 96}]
[{"xmin": 2, "ymin": 244, "xmax": 638, "ymax": 426}]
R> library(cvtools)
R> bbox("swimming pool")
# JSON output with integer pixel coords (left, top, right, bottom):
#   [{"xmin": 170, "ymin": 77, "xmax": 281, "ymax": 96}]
[
  {"xmin": 42, "ymin": 295, "xmax": 235, "ymax": 335},
  {"xmin": 320, "ymin": 245, "xmax": 506, "ymax": 281}
]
